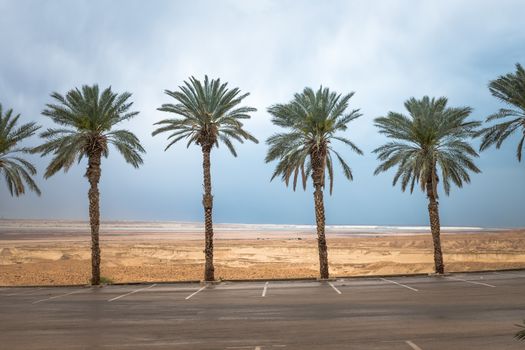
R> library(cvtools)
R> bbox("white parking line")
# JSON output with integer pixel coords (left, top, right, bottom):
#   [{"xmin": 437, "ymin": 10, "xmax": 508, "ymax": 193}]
[
  {"xmin": 380, "ymin": 278, "xmax": 419, "ymax": 292},
  {"xmin": 328, "ymin": 282, "xmax": 342, "ymax": 294},
  {"xmin": 262, "ymin": 282, "xmax": 269, "ymax": 297},
  {"xmin": 225, "ymin": 346, "xmax": 286, "ymax": 349},
  {"xmin": 405, "ymin": 340, "xmax": 423, "ymax": 350},
  {"xmin": 446, "ymin": 276, "xmax": 496, "ymax": 288},
  {"xmin": 185, "ymin": 286, "xmax": 206, "ymax": 300},
  {"xmin": 108, "ymin": 284, "xmax": 157, "ymax": 302},
  {"xmin": 32, "ymin": 289, "xmax": 84, "ymax": 304}
]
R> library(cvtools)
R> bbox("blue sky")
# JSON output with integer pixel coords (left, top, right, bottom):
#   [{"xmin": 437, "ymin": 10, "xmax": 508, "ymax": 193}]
[{"xmin": 1, "ymin": 0, "xmax": 524, "ymax": 227}]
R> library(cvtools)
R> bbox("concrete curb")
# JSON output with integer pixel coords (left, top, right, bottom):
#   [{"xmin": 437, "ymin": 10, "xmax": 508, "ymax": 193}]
[
  {"xmin": 1, "ymin": 267, "xmax": 523, "ymax": 289},
  {"xmin": 316, "ymin": 278, "xmax": 338, "ymax": 282}
]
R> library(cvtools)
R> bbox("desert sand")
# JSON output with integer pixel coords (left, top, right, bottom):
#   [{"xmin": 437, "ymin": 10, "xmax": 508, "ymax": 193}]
[{"xmin": 0, "ymin": 220, "xmax": 524, "ymax": 286}]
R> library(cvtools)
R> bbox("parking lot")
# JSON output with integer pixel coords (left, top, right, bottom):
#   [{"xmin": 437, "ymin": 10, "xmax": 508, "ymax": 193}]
[{"xmin": 1, "ymin": 270, "xmax": 524, "ymax": 349}]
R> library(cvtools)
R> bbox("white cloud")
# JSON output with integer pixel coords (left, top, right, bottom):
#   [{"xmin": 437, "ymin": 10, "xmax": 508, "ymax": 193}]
[{"xmin": 1, "ymin": 0, "xmax": 525, "ymax": 225}]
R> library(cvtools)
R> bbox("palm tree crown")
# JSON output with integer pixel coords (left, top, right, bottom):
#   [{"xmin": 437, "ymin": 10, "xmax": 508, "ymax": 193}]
[
  {"xmin": 152, "ymin": 75, "xmax": 258, "ymax": 153},
  {"xmin": 478, "ymin": 63, "xmax": 525, "ymax": 161},
  {"xmin": 0, "ymin": 104, "xmax": 41, "ymax": 196},
  {"xmin": 266, "ymin": 86, "xmax": 363, "ymax": 194},
  {"xmin": 373, "ymin": 96, "xmax": 481, "ymax": 196},
  {"xmin": 34, "ymin": 85, "xmax": 145, "ymax": 175}
]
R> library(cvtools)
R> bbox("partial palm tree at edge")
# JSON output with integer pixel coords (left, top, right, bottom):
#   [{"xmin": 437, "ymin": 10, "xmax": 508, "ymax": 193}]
[
  {"xmin": 33, "ymin": 85, "xmax": 145, "ymax": 285},
  {"xmin": 515, "ymin": 320, "xmax": 525, "ymax": 341},
  {"xmin": 0, "ymin": 104, "xmax": 41, "ymax": 197},
  {"xmin": 478, "ymin": 63, "xmax": 525, "ymax": 161}
]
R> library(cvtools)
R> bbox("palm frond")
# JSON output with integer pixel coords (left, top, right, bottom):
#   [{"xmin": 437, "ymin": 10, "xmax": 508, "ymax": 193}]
[
  {"xmin": 153, "ymin": 76, "xmax": 258, "ymax": 154},
  {"xmin": 0, "ymin": 104, "xmax": 41, "ymax": 196},
  {"xmin": 478, "ymin": 63, "xmax": 525, "ymax": 161},
  {"xmin": 515, "ymin": 320, "xmax": 525, "ymax": 341}
]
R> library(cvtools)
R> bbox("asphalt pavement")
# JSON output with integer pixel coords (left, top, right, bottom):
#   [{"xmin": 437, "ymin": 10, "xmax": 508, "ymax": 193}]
[{"xmin": 1, "ymin": 270, "xmax": 524, "ymax": 349}]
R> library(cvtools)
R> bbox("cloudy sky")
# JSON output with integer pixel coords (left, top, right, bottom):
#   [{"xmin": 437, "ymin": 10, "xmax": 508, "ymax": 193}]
[{"xmin": 1, "ymin": 0, "xmax": 524, "ymax": 227}]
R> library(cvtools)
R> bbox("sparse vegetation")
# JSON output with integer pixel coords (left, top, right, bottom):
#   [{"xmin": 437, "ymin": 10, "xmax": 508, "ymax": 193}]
[{"xmin": 99, "ymin": 276, "xmax": 114, "ymax": 285}]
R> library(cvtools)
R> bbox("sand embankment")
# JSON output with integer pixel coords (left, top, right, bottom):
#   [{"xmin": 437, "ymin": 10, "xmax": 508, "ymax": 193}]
[{"xmin": 0, "ymin": 220, "xmax": 524, "ymax": 286}]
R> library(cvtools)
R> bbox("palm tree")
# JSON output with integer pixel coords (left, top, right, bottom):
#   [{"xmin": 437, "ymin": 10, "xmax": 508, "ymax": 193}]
[
  {"xmin": 478, "ymin": 63, "xmax": 525, "ymax": 160},
  {"xmin": 373, "ymin": 96, "xmax": 481, "ymax": 274},
  {"xmin": 34, "ymin": 85, "xmax": 145, "ymax": 285},
  {"xmin": 516, "ymin": 320, "xmax": 525, "ymax": 341},
  {"xmin": 266, "ymin": 86, "xmax": 363, "ymax": 279},
  {"xmin": 152, "ymin": 76, "xmax": 258, "ymax": 282},
  {"xmin": 0, "ymin": 104, "xmax": 41, "ymax": 197}
]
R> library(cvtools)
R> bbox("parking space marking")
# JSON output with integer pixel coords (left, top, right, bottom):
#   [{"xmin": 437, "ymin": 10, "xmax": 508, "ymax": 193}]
[
  {"xmin": 446, "ymin": 276, "xmax": 496, "ymax": 288},
  {"xmin": 108, "ymin": 284, "xmax": 157, "ymax": 302},
  {"xmin": 380, "ymin": 278, "xmax": 419, "ymax": 292},
  {"xmin": 328, "ymin": 282, "xmax": 342, "ymax": 294},
  {"xmin": 225, "ymin": 346, "xmax": 286, "ymax": 349},
  {"xmin": 262, "ymin": 282, "xmax": 269, "ymax": 297},
  {"xmin": 185, "ymin": 286, "xmax": 206, "ymax": 300},
  {"xmin": 32, "ymin": 289, "xmax": 85, "ymax": 304},
  {"xmin": 405, "ymin": 340, "xmax": 423, "ymax": 350}
]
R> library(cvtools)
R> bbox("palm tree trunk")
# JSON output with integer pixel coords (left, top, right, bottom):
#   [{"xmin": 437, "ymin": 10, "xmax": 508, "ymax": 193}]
[
  {"xmin": 426, "ymin": 175, "xmax": 445, "ymax": 274},
  {"xmin": 313, "ymin": 184, "xmax": 329, "ymax": 279},
  {"xmin": 311, "ymin": 149, "xmax": 329, "ymax": 279},
  {"xmin": 86, "ymin": 151, "xmax": 102, "ymax": 285},
  {"xmin": 202, "ymin": 146, "xmax": 215, "ymax": 281}
]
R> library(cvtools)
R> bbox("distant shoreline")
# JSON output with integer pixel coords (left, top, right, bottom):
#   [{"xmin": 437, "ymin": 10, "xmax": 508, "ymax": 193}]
[
  {"xmin": 0, "ymin": 219, "xmax": 517, "ymax": 241},
  {"xmin": 0, "ymin": 218, "xmax": 507, "ymax": 230}
]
